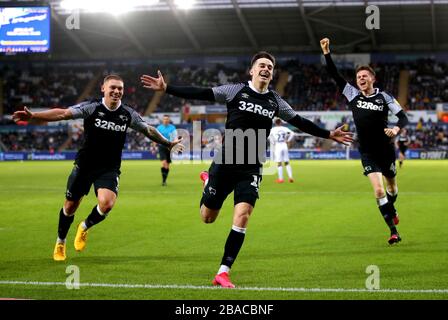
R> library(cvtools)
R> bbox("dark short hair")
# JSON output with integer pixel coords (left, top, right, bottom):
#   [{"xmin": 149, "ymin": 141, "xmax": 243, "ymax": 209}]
[
  {"xmin": 163, "ymin": 115, "xmax": 170, "ymax": 118},
  {"xmin": 103, "ymin": 74, "xmax": 124, "ymax": 84},
  {"xmin": 275, "ymin": 118, "xmax": 282, "ymax": 125},
  {"xmin": 251, "ymin": 51, "xmax": 275, "ymax": 68},
  {"xmin": 355, "ymin": 65, "xmax": 376, "ymax": 77}
]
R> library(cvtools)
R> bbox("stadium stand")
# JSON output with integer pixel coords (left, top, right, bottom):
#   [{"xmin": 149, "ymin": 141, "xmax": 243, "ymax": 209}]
[
  {"xmin": 407, "ymin": 59, "xmax": 448, "ymax": 110},
  {"xmin": 3, "ymin": 58, "xmax": 446, "ymax": 114},
  {"xmin": 1, "ymin": 58, "xmax": 447, "ymax": 153}
]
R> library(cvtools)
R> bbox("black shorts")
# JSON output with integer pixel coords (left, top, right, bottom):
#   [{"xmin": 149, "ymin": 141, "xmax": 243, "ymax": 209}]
[
  {"xmin": 65, "ymin": 165, "xmax": 120, "ymax": 201},
  {"xmin": 158, "ymin": 145, "xmax": 172, "ymax": 163},
  {"xmin": 200, "ymin": 162, "xmax": 262, "ymax": 210},
  {"xmin": 399, "ymin": 146, "xmax": 408, "ymax": 154},
  {"xmin": 361, "ymin": 149, "xmax": 397, "ymax": 178}
]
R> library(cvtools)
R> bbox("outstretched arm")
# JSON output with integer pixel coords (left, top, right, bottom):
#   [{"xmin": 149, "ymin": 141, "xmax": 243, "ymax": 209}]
[
  {"xmin": 320, "ymin": 38, "xmax": 348, "ymax": 90},
  {"xmin": 141, "ymin": 70, "xmax": 215, "ymax": 101},
  {"xmin": 143, "ymin": 125, "xmax": 184, "ymax": 151},
  {"xmin": 273, "ymin": 91, "xmax": 354, "ymax": 145},
  {"xmin": 12, "ymin": 106, "xmax": 73, "ymax": 123},
  {"xmin": 128, "ymin": 109, "xmax": 184, "ymax": 152},
  {"xmin": 288, "ymin": 115, "xmax": 354, "ymax": 146}
]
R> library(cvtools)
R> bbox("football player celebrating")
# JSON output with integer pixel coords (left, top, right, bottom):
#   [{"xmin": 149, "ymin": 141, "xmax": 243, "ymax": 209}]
[
  {"xmin": 320, "ymin": 38, "xmax": 409, "ymax": 245},
  {"xmin": 141, "ymin": 52, "xmax": 353, "ymax": 288},
  {"xmin": 13, "ymin": 75, "xmax": 183, "ymax": 261}
]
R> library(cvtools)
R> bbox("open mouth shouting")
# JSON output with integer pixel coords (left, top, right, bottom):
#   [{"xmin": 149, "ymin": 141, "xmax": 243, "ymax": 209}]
[
  {"xmin": 358, "ymin": 80, "xmax": 367, "ymax": 89},
  {"xmin": 259, "ymin": 71, "xmax": 270, "ymax": 80}
]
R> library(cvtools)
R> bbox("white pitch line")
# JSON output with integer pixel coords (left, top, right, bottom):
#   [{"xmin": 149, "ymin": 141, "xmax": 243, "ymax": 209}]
[{"xmin": 0, "ymin": 281, "xmax": 447, "ymax": 294}]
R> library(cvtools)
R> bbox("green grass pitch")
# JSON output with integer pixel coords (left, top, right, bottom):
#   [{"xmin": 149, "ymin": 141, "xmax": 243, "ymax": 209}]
[{"xmin": 0, "ymin": 160, "xmax": 447, "ymax": 300}]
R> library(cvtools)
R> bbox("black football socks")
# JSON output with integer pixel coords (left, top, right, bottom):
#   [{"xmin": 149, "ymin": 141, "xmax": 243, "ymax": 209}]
[
  {"xmin": 386, "ymin": 190, "xmax": 398, "ymax": 205},
  {"xmin": 84, "ymin": 205, "xmax": 107, "ymax": 229},
  {"xmin": 161, "ymin": 168, "xmax": 169, "ymax": 183},
  {"xmin": 377, "ymin": 197, "xmax": 398, "ymax": 235},
  {"xmin": 220, "ymin": 226, "xmax": 246, "ymax": 269},
  {"xmin": 57, "ymin": 208, "xmax": 74, "ymax": 241}
]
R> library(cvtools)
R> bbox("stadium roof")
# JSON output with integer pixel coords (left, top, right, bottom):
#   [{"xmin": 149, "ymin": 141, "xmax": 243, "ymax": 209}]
[{"xmin": 1, "ymin": 0, "xmax": 448, "ymax": 60}]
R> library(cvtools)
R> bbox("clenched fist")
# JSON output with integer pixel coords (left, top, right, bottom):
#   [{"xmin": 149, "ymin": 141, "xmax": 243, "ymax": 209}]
[{"xmin": 320, "ymin": 38, "xmax": 330, "ymax": 54}]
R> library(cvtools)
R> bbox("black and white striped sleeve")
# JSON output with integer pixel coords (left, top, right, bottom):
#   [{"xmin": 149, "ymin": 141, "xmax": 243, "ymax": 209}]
[
  {"xmin": 382, "ymin": 92, "xmax": 402, "ymax": 115},
  {"xmin": 126, "ymin": 107, "xmax": 150, "ymax": 133},
  {"xmin": 272, "ymin": 92, "xmax": 297, "ymax": 121},
  {"xmin": 212, "ymin": 83, "xmax": 245, "ymax": 104},
  {"xmin": 69, "ymin": 101, "xmax": 97, "ymax": 119},
  {"xmin": 382, "ymin": 92, "xmax": 408, "ymax": 129},
  {"xmin": 342, "ymin": 83, "xmax": 360, "ymax": 103}
]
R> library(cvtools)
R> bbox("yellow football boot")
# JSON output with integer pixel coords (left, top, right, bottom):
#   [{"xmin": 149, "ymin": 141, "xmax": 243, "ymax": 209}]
[
  {"xmin": 53, "ymin": 242, "xmax": 66, "ymax": 261},
  {"xmin": 74, "ymin": 222, "xmax": 89, "ymax": 252}
]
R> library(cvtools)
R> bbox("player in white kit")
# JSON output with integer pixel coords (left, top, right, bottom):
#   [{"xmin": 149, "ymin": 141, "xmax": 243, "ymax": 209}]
[{"xmin": 269, "ymin": 118, "xmax": 295, "ymax": 183}]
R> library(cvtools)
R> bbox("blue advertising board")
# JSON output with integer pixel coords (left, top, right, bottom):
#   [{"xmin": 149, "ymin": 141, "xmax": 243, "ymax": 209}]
[
  {"xmin": 1, "ymin": 150, "xmax": 446, "ymax": 161},
  {"xmin": 0, "ymin": 7, "xmax": 50, "ymax": 53}
]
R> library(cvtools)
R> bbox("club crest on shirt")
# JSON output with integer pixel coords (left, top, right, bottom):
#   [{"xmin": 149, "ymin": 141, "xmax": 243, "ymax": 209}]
[
  {"xmin": 119, "ymin": 115, "xmax": 128, "ymax": 122},
  {"xmin": 375, "ymin": 99, "xmax": 382, "ymax": 104},
  {"xmin": 268, "ymin": 99, "xmax": 277, "ymax": 108}
]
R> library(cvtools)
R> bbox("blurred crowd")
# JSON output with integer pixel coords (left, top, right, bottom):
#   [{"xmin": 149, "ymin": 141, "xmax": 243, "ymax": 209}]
[
  {"xmin": 407, "ymin": 59, "xmax": 448, "ymax": 110},
  {"xmin": 283, "ymin": 60, "xmax": 399, "ymax": 111},
  {"xmin": 2, "ymin": 129, "xmax": 68, "ymax": 152},
  {"xmin": 3, "ymin": 58, "xmax": 446, "ymax": 115},
  {"xmin": 1, "ymin": 64, "xmax": 99, "ymax": 114},
  {"xmin": 1, "ymin": 58, "xmax": 447, "ymax": 152},
  {"xmin": 406, "ymin": 118, "xmax": 448, "ymax": 149}
]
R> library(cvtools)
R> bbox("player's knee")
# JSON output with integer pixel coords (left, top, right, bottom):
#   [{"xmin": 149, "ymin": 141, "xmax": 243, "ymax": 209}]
[
  {"xmin": 200, "ymin": 209, "xmax": 217, "ymax": 224},
  {"xmin": 374, "ymin": 187, "xmax": 386, "ymax": 199},
  {"xmin": 386, "ymin": 184, "xmax": 398, "ymax": 195},
  {"xmin": 202, "ymin": 215, "xmax": 216, "ymax": 224},
  {"xmin": 64, "ymin": 201, "xmax": 80, "ymax": 215},
  {"xmin": 98, "ymin": 198, "xmax": 115, "ymax": 214}
]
